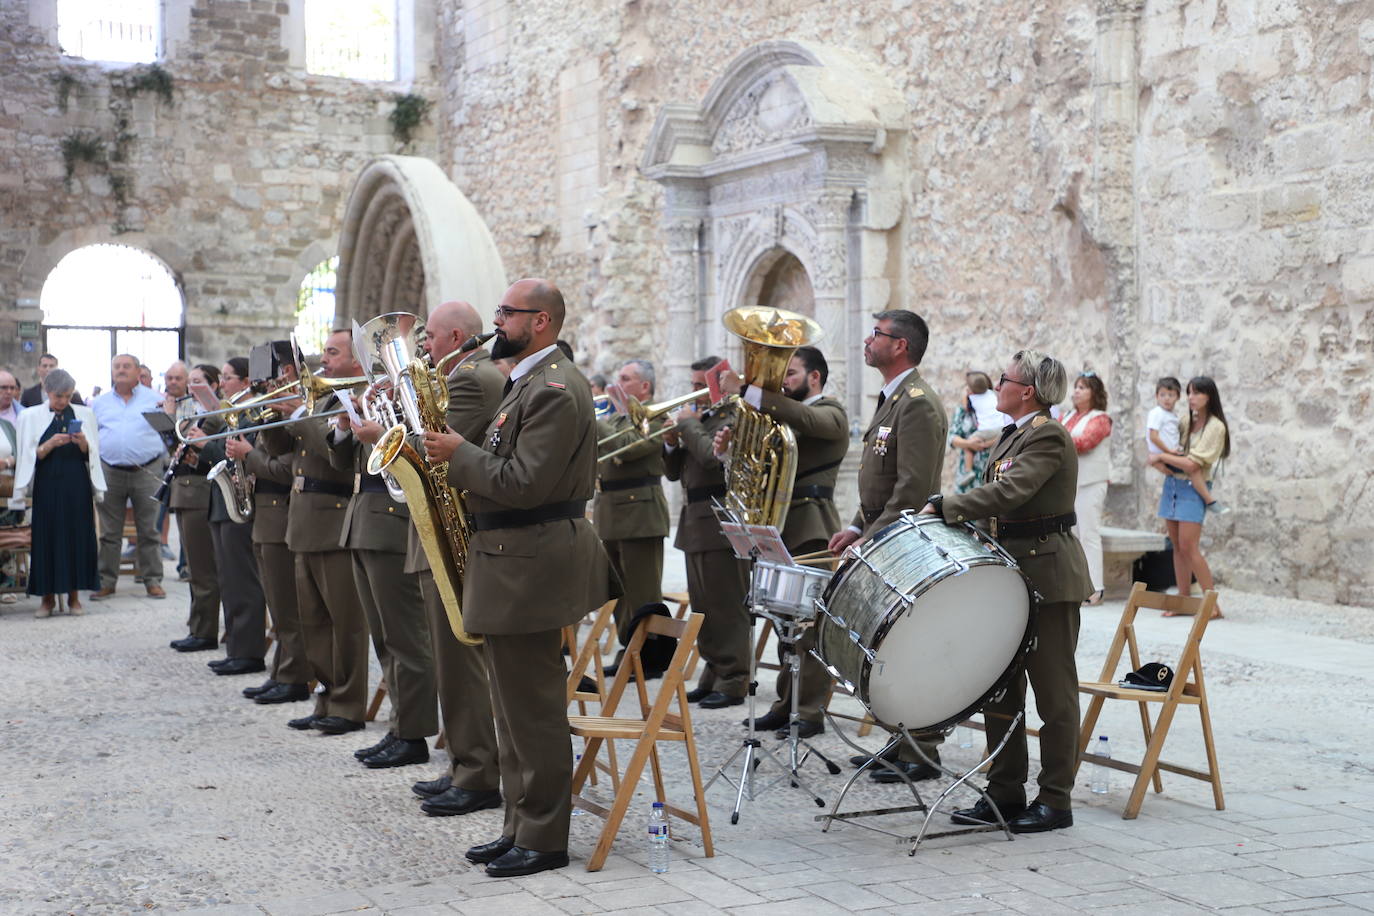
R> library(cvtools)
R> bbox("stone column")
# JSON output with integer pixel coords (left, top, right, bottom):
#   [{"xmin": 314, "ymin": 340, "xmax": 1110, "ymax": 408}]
[
  {"xmin": 1093, "ymin": 0, "xmax": 1145, "ymax": 491},
  {"xmin": 662, "ymin": 212, "xmax": 703, "ymax": 397},
  {"xmin": 810, "ymin": 187, "xmax": 854, "ymax": 406}
]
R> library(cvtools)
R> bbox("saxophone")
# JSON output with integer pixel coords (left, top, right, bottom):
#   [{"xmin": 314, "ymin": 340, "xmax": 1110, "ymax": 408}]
[{"xmin": 359, "ymin": 313, "xmax": 485, "ymax": 646}]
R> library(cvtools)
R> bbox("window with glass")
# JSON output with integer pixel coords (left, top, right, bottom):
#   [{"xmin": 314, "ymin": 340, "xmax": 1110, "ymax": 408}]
[{"xmin": 295, "ymin": 257, "xmax": 338, "ymax": 356}]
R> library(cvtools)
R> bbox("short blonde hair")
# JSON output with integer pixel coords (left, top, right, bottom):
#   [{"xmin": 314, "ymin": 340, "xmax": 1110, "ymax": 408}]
[{"xmin": 1010, "ymin": 349, "xmax": 1068, "ymax": 407}]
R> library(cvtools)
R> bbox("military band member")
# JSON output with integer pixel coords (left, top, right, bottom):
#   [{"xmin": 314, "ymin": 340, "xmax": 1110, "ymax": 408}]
[
  {"xmin": 924, "ymin": 350, "xmax": 1091, "ymax": 833},
  {"xmin": 664, "ymin": 357, "xmax": 751, "ymax": 709},
  {"xmin": 424, "ymin": 279, "xmax": 612, "ymax": 877},
  {"xmin": 168, "ymin": 363, "xmax": 226, "ymax": 652},
  {"xmin": 717, "ymin": 345, "xmax": 848, "ymax": 738},
  {"xmin": 827, "ymin": 310, "xmax": 948, "ymax": 782},
  {"xmin": 231, "ymin": 343, "xmax": 311, "ymax": 705},
  {"xmin": 353, "ymin": 300, "xmax": 504, "ymax": 816},
  {"xmin": 595, "ymin": 359, "xmax": 670, "ymax": 649},
  {"xmin": 329, "ymin": 416, "xmax": 436, "ymax": 769},
  {"xmin": 259, "ymin": 331, "xmax": 370, "ymax": 736}
]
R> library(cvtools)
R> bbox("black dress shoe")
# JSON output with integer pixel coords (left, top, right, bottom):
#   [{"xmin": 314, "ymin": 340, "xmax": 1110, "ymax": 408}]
[
  {"xmin": 870, "ymin": 760, "xmax": 942, "ymax": 783},
  {"xmin": 287, "ymin": 714, "xmax": 320, "ymax": 730},
  {"xmin": 213, "ymin": 657, "xmax": 266, "ymax": 676},
  {"xmin": 313, "ymin": 716, "xmax": 364, "ymax": 735},
  {"xmin": 1008, "ymin": 801, "xmax": 1073, "ymax": 833},
  {"xmin": 485, "ymin": 846, "xmax": 570, "ymax": 878},
  {"xmin": 355, "ymin": 732, "xmax": 398, "ymax": 760},
  {"xmin": 423, "ymin": 786, "xmax": 502, "ymax": 817},
  {"xmin": 602, "ymin": 649, "xmax": 625, "ymax": 678},
  {"xmin": 412, "ymin": 774, "xmax": 452, "ymax": 799},
  {"xmin": 849, "ymin": 746, "xmax": 900, "ymax": 768},
  {"xmin": 243, "ymin": 679, "xmax": 278, "ymax": 699},
  {"xmin": 775, "ymin": 720, "xmax": 824, "ymax": 740},
  {"xmin": 172, "ymin": 636, "xmax": 217, "ymax": 652},
  {"xmin": 698, "ymin": 691, "xmax": 745, "ymax": 709},
  {"xmin": 364, "ymin": 738, "xmax": 429, "ymax": 769},
  {"xmin": 465, "ymin": 836, "xmax": 516, "ymax": 864},
  {"xmin": 208, "ymin": 657, "xmax": 232, "ymax": 670},
  {"xmin": 685, "ymin": 686, "xmax": 713, "ymax": 703},
  {"xmin": 255, "ymin": 683, "xmax": 310, "ymax": 704},
  {"xmin": 950, "ymin": 797, "xmax": 1026, "ymax": 826},
  {"xmin": 744, "ymin": 709, "xmax": 789, "ymax": 731}
]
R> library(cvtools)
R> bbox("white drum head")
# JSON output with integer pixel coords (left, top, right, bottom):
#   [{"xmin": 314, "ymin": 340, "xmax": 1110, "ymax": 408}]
[{"xmin": 866, "ymin": 563, "xmax": 1031, "ymax": 730}]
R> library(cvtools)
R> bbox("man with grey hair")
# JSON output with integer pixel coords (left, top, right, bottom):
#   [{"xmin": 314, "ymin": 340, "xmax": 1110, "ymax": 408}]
[
  {"xmin": 595, "ymin": 358, "xmax": 669, "ymax": 648},
  {"xmin": 0, "ymin": 369, "xmax": 24, "ymax": 427},
  {"xmin": 922, "ymin": 348, "xmax": 1091, "ymax": 833}
]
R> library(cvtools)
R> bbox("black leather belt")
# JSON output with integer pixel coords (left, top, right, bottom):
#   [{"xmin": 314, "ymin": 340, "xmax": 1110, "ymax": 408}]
[
  {"xmin": 470, "ymin": 499, "xmax": 587, "ymax": 532},
  {"xmin": 600, "ymin": 475, "xmax": 659, "ymax": 492},
  {"xmin": 255, "ymin": 480, "xmax": 291, "ymax": 496},
  {"xmin": 686, "ymin": 484, "xmax": 727, "ymax": 504},
  {"xmin": 355, "ymin": 474, "xmax": 390, "ymax": 494},
  {"xmin": 994, "ymin": 512, "xmax": 1077, "ymax": 540},
  {"xmin": 105, "ymin": 458, "xmax": 160, "ymax": 472},
  {"xmin": 791, "ymin": 485, "xmax": 834, "ymax": 501},
  {"xmin": 292, "ymin": 476, "xmax": 351, "ymax": 498}
]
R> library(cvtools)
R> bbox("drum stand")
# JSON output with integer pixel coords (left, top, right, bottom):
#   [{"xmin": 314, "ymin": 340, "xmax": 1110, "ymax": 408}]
[
  {"xmin": 815, "ymin": 708, "xmax": 1025, "ymax": 853},
  {"xmin": 705, "ymin": 613, "xmax": 833, "ymax": 825}
]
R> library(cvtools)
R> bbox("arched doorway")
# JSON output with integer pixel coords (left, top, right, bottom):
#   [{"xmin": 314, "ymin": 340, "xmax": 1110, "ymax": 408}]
[
  {"xmin": 745, "ymin": 250, "xmax": 815, "ymax": 316},
  {"xmin": 39, "ymin": 244, "xmax": 184, "ymax": 399}
]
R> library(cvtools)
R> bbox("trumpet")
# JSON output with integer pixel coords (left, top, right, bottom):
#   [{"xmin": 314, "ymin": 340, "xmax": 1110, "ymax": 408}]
[
  {"xmin": 174, "ymin": 366, "xmax": 368, "ymax": 443},
  {"xmin": 596, "ymin": 388, "xmax": 714, "ymax": 464}
]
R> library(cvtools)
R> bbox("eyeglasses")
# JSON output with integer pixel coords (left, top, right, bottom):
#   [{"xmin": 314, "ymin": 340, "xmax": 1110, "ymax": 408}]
[
  {"xmin": 494, "ymin": 306, "xmax": 543, "ymax": 319},
  {"xmin": 0, "ymin": 385, "xmax": 18, "ymax": 390},
  {"xmin": 998, "ymin": 374, "xmax": 1031, "ymax": 388},
  {"xmin": 870, "ymin": 327, "xmax": 902, "ymax": 341}
]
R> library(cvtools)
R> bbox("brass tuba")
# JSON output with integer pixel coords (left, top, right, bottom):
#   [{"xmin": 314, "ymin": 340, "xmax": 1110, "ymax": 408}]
[
  {"xmin": 720, "ymin": 305, "xmax": 824, "ymax": 529},
  {"xmin": 358, "ymin": 312, "xmax": 482, "ymax": 646}
]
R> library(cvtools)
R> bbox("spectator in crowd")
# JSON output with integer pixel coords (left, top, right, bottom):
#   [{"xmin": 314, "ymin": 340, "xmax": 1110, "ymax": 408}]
[
  {"xmin": 14, "ymin": 369, "xmax": 103, "ymax": 617},
  {"xmin": 0, "ymin": 370, "xmax": 24, "ymax": 427},
  {"xmin": 1149, "ymin": 376, "xmax": 1231, "ymax": 619},
  {"xmin": 948, "ymin": 371, "xmax": 999, "ymax": 494},
  {"xmin": 22, "ymin": 354, "xmax": 83, "ymax": 408},
  {"xmin": 1145, "ymin": 376, "xmax": 1181, "ymax": 460},
  {"xmin": 588, "ymin": 373, "xmax": 607, "ymax": 397},
  {"xmin": 1060, "ymin": 371, "xmax": 1112, "ymax": 606},
  {"xmin": 0, "ymin": 373, "xmax": 23, "ymax": 603},
  {"xmin": 138, "ymin": 365, "xmax": 154, "ymax": 388},
  {"xmin": 90, "ymin": 354, "xmax": 167, "ymax": 600}
]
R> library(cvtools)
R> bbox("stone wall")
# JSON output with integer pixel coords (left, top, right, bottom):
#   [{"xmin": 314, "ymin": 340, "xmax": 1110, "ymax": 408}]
[{"xmin": 0, "ymin": 0, "xmax": 439, "ymax": 376}]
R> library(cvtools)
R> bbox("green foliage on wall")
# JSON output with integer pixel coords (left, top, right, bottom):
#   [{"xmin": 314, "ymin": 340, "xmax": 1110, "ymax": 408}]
[{"xmin": 389, "ymin": 93, "xmax": 433, "ymax": 149}]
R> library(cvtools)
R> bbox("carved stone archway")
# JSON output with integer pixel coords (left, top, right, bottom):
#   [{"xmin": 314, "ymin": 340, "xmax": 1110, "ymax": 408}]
[
  {"xmin": 335, "ymin": 156, "xmax": 508, "ymax": 325},
  {"xmin": 642, "ymin": 40, "xmax": 908, "ymax": 422}
]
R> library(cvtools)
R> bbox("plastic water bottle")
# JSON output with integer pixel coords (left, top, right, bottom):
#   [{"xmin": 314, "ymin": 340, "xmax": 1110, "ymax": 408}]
[
  {"xmin": 647, "ymin": 802, "xmax": 669, "ymax": 873},
  {"xmin": 957, "ymin": 724, "xmax": 974, "ymax": 749},
  {"xmin": 571, "ymin": 753, "xmax": 584, "ymax": 816},
  {"xmin": 1090, "ymin": 735, "xmax": 1112, "ymax": 794}
]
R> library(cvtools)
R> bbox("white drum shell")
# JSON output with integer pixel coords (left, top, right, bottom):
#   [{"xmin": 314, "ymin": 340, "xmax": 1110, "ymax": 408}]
[{"xmin": 751, "ymin": 561, "xmax": 829, "ymax": 620}]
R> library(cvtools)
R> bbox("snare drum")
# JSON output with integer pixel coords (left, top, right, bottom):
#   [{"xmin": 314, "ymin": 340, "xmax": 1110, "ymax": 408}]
[
  {"xmin": 816, "ymin": 514, "xmax": 1035, "ymax": 732},
  {"xmin": 751, "ymin": 560, "xmax": 829, "ymax": 620}
]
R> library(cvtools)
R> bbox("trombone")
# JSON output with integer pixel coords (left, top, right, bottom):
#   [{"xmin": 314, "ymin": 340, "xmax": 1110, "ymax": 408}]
[
  {"xmin": 174, "ymin": 363, "xmax": 368, "ymax": 443},
  {"xmin": 596, "ymin": 388, "xmax": 714, "ymax": 464}
]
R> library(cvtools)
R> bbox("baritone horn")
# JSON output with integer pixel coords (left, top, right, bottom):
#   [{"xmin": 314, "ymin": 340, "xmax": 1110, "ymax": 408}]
[{"xmin": 595, "ymin": 387, "xmax": 713, "ymax": 464}]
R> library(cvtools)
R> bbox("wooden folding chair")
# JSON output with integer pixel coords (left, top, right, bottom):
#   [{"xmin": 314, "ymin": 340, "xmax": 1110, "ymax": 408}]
[
  {"xmin": 662, "ymin": 592, "xmax": 700, "ymax": 678},
  {"xmin": 366, "ymin": 678, "xmax": 387, "ymax": 723},
  {"xmin": 570, "ymin": 611, "xmax": 713, "ymax": 872},
  {"xmin": 1075, "ymin": 582, "xmax": 1225, "ymax": 819},
  {"xmin": 566, "ymin": 599, "xmax": 620, "ymax": 789}
]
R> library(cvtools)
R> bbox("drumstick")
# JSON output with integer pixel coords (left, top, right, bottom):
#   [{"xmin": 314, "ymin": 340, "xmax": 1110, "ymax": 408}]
[
  {"xmin": 794, "ymin": 556, "xmax": 842, "ymax": 568},
  {"xmin": 791, "ymin": 549, "xmax": 832, "ymax": 561}
]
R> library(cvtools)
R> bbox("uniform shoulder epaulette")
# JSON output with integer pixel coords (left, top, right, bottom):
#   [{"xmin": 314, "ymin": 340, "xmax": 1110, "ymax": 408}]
[
  {"xmin": 460, "ymin": 363, "xmax": 476, "ymax": 371},
  {"xmin": 1032, "ymin": 415, "xmax": 1049, "ymax": 428},
  {"xmin": 907, "ymin": 385, "xmax": 924, "ymax": 398},
  {"xmin": 544, "ymin": 361, "xmax": 567, "ymax": 390}
]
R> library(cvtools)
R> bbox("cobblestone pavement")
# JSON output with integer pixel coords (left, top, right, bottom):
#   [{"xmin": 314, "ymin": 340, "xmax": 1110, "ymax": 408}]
[{"xmin": 4, "ymin": 550, "xmax": 1374, "ymax": 915}]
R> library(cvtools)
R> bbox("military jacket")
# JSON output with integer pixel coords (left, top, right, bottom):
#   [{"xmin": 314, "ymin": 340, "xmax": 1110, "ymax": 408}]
[
  {"xmin": 594, "ymin": 413, "xmax": 670, "ymax": 542},
  {"xmin": 447, "ymin": 349, "xmax": 612, "ymax": 634},
  {"xmin": 663, "ymin": 407, "xmax": 732, "ymax": 554},
  {"xmin": 327, "ymin": 433, "xmax": 410, "ymax": 553},
  {"xmin": 852, "ymin": 369, "xmax": 947, "ymax": 536},
  {"xmin": 169, "ymin": 412, "xmax": 226, "ymax": 511},
  {"xmin": 259, "ymin": 403, "xmax": 352, "ymax": 554},
  {"xmin": 405, "ymin": 348, "xmax": 507, "ymax": 574},
  {"xmin": 756, "ymin": 390, "xmax": 848, "ymax": 550},
  {"xmin": 243, "ymin": 441, "xmax": 292, "ymax": 546},
  {"xmin": 940, "ymin": 410, "xmax": 1092, "ymax": 604}
]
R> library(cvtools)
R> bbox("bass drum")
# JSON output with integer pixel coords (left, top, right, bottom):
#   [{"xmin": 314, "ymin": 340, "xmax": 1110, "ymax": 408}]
[{"xmin": 816, "ymin": 514, "xmax": 1035, "ymax": 732}]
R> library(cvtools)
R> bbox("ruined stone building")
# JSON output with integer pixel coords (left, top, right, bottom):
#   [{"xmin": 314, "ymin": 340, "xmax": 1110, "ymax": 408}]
[{"xmin": 1, "ymin": 0, "xmax": 1370, "ymax": 604}]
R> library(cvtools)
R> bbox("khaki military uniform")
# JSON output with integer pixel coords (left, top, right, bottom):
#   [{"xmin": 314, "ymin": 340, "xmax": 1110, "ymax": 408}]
[
  {"xmin": 172, "ymin": 427, "xmax": 223, "ymax": 642},
  {"xmin": 852, "ymin": 369, "xmax": 947, "ymax": 761},
  {"xmin": 260, "ymin": 409, "xmax": 369, "ymax": 722},
  {"xmin": 754, "ymin": 390, "xmax": 848, "ymax": 723},
  {"xmin": 595, "ymin": 413, "xmax": 669, "ymax": 645},
  {"xmin": 329, "ymin": 434, "xmax": 435, "ymax": 740},
  {"xmin": 242, "ymin": 444, "xmax": 304, "ymax": 685},
  {"xmin": 199, "ymin": 436, "xmax": 266, "ymax": 661},
  {"xmin": 665, "ymin": 407, "xmax": 750, "ymax": 699},
  {"xmin": 404, "ymin": 348, "xmax": 504, "ymax": 791},
  {"xmin": 940, "ymin": 410, "xmax": 1092, "ymax": 810},
  {"xmin": 447, "ymin": 349, "xmax": 613, "ymax": 853}
]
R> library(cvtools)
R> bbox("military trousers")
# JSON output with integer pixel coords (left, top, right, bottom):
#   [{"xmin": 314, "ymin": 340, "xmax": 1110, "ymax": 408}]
[
  {"xmin": 209, "ymin": 518, "xmax": 265, "ymax": 660},
  {"xmin": 95, "ymin": 459, "xmax": 163, "ymax": 590},
  {"xmin": 485, "ymin": 628, "xmax": 571, "ymax": 852},
  {"xmin": 176, "ymin": 507, "xmax": 220, "ymax": 641},
  {"xmin": 686, "ymin": 548, "xmax": 751, "ymax": 699},
  {"xmin": 256, "ymin": 541, "xmax": 307, "ymax": 685},
  {"xmin": 605, "ymin": 536, "xmax": 665, "ymax": 645},
  {"xmin": 420, "ymin": 572, "xmax": 499, "ymax": 791},
  {"xmin": 352, "ymin": 548, "xmax": 437, "ymax": 739},
  {"xmin": 983, "ymin": 600, "xmax": 1081, "ymax": 810},
  {"xmin": 768, "ymin": 538, "xmax": 834, "ymax": 723},
  {"xmin": 295, "ymin": 549, "xmax": 369, "ymax": 721}
]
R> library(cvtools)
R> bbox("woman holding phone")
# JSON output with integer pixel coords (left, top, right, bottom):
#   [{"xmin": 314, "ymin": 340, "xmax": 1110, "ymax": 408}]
[{"xmin": 14, "ymin": 369, "xmax": 104, "ymax": 616}]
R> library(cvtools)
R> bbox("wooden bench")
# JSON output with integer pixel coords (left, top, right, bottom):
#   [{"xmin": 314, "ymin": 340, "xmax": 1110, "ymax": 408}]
[{"xmin": 1101, "ymin": 526, "xmax": 1167, "ymax": 599}]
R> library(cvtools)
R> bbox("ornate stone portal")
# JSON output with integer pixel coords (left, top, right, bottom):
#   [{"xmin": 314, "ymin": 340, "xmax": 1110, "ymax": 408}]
[
  {"xmin": 335, "ymin": 156, "xmax": 508, "ymax": 326},
  {"xmin": 641, "ymin": 40, "xmax": 909, "ymax": 424}
]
